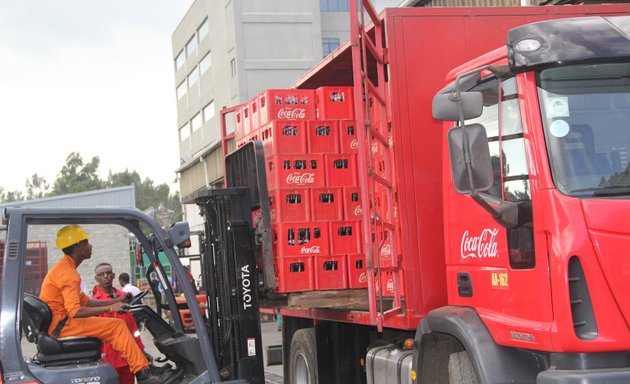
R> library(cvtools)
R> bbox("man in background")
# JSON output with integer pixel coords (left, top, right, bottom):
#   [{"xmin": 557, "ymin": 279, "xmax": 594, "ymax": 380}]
[
  {"xmin": 93, "ymin": 262, "xmax": 146, "ymax": 384},
  {"xmin": 119, "ymin": 272, "xmax": 142, "ymax": 297}
]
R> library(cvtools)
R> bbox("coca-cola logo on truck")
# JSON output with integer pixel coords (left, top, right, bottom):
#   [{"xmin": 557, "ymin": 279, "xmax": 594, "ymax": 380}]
[
  {"xmin": 460, "ymin": 228, "xmax": 499, "ymax": 259},
  {"xmin": 277, "ymin": 108, "xmax": 306, "ymax": 119},
  {"xmin": 286, "ymin": 173, "xmax": 315, "ymax": 185},
  {"xmin": 301, "ymin": 245, "xmax": 321, "ymax": 254}
]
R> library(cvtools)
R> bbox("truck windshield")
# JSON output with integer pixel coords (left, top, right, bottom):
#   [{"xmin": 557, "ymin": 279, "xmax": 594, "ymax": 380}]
[{"xmin": 537, "ymin": 62, "xmax": 630, "ymax": 197}]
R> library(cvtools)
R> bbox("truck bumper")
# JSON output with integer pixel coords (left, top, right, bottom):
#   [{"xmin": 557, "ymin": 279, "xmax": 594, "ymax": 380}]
[{"xmin": 538, "ymin": 368, "xmax": 630, "ymax": 384}]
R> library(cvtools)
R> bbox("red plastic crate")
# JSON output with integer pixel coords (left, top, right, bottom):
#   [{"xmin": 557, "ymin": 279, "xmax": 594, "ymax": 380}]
[
  {"xmin": 260, "ymin": 120, "xmax": 307, "ymax": 156},
  {"xmin": 375, "ymin": 189, "xmax": 398, "ymax": 223},
  {"xmin": 242, "ymin": 104, "xmax": 252, "ymax": 136},
  {"xmin": 342, "ymin": 187, "xmax": 363, "ymax": 221},
  {"xmin": 258, "ymin": 89, "xmax": 316, "ymax": 126},
  {"xmin": 325, "ymin": 154, "xmax": 358, "ymax": 187},
  {"xmin": 339, "ymin": 120, "xmax": 358, "ymax": 154},
  {"xmin": 269, "ymin": 188, "xmax": 310, "ymax": 223},
  {"xmin": 272, "ymin": 222, "xmax": 330, "ymax": 257},
  {"xmin": 310, "ymin": 188, "xmax": 343, "ymax": 221},
  {"xmin": 314, "ymin": 255, "xmax": 348, "ymax": 290},
  {"xmin": 274, "ymin": 256, "xmax": 314, "ymax": 293},
  {"xmin": 376, "ymin": 270, "xmax": 404, "ymax": 297},
  {"xmin": 235, "ymin": 106, "xmax": 245, "ymax": 141},
  {"xmin": 250, "ymin": 98, "xmax": 260, "ymax": 132},
  {"xmin": 316, "ymin": 86, "xmax": 355, "ymax": 120},
  {"xmin": 307, "ymin": 120, "xmax": 340, "ymax": 154},
  {"xmin": 266, "ymin": 154, "xmax": 325, "ymax": 189},
  {"xmin": 367, "ymin": 92, "xmax": 386, "ymax": 135},
  {"xmin": 347, "ymin": 254, "xmax": 368, "ymax": 288},
  {"xmin": 330, "ymin": 221, "xmax": 362, "ymax": 255}
]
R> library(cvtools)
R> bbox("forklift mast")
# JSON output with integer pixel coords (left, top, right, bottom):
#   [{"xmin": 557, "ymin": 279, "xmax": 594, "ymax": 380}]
[{"xmin": 184, "ymin": 142, "xmax": 270, "ymax": 384}]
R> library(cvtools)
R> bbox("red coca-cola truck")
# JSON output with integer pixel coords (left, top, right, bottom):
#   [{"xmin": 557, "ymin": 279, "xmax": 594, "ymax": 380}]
[{"xmin": 218, "ymin": 2, "xmax": 630, "ymax": 383}]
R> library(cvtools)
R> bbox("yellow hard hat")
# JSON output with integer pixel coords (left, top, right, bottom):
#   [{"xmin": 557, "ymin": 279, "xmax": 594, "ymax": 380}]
[{"xmin": 56, "ymin": 224, "xmax": 91, "ymax": 249}]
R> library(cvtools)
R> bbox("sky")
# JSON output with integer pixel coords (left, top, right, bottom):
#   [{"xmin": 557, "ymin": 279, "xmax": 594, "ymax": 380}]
[{"xmin": 0, "ymin": 1, "xmax": 193, "ymax": 193}]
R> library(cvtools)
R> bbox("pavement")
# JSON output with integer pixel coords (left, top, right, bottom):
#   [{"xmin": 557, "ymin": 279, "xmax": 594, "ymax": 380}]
[{"xmin": 21, "ymin": 318, "xmax": 284, "ymax": 383}]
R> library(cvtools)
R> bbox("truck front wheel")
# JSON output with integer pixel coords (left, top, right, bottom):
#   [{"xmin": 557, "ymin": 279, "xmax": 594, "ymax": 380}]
[
  {"xmin": 448, "ymin": 351, "xmax": 479, "ymax": 384},
  {"xmin": 289, "ymin": 328, "xmax": 318, "ymax": 384}
]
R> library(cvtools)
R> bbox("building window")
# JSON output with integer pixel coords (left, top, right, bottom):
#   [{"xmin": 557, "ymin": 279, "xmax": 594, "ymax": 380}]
[
  {"xmin": 191, "ymin": 113, "xmax": 202, "ymax": 132},
  {"xmin": 230, "ymin": 58, "xmax": 236, "ymax": 77},
  {"xmin": 200, "ymin": 52, "xmax": 212, "ymax": 74},
  {"xmin": 187, "ymin": 67, "xmax": 199, "ymax": 87},
  {"xmin": 186, "ymin": 35, "xmax": 197, "ymax": 58},
  {"xmin": 179, "ymin": 122, "xmax": 190, "ymax": 142},
  {"xmin": 177, "ymin": 80, "xmax": 187, "ymax": 99},
  {"xmin": 320, "ymin": 0, "xmax": 349, "ymax": 12},
  {"xmin": 175, "ymin": 50, "xmax": 185, "ymax": 71},
  {"xmin": 198, "ymin": 18, "xmax": 209, "ymax": 41},
  {"xmin": 203, "ymin": 101, "xmax": 215, "ymax": 122},
  {"xmin": 322, "ymin": 38, "xmax": 340, "ymax": 58}
]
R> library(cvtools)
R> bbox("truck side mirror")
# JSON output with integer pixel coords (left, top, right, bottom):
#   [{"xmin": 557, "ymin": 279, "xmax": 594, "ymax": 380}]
[
  {"xmin": 448, "ymin": 123, "xmax": 493, "ymax": 194},
  {"xmin": 432, "ymin": 91, "xmax": 483, "ymax": 121}
]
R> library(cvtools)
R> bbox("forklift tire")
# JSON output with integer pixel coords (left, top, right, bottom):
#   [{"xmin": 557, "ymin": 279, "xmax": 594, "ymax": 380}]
[
  {"xmin": 289, "ymin": 328, "xmax": 318, "ymax": 384},
  {"xmin": 448, "ymin": 351, "xmax": 479, "ymax": 384}
]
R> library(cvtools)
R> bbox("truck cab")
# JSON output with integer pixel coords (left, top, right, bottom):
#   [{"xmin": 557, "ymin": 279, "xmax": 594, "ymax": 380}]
[{"xmin": 432, "ymin": 16, "xmax": 630, "ymax": 383}]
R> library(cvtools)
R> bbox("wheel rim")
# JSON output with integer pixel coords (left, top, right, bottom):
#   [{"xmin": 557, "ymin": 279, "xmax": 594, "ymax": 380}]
[{"xmin": 294, "ymin": 351, "xmax": 311, "ymax": 384}]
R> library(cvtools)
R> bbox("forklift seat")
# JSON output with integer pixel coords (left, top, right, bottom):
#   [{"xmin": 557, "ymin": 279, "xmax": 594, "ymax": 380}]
[{"xmin": 22, "ymin": 293, "xmax": 102, "ymax": 366}]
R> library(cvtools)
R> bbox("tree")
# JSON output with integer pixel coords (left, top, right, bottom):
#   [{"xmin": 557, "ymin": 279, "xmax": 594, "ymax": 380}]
[
  {"xmin": 50, "ymin": 152, "xmax": 103, "ymax": 195},
  {"xmin": 25, "ymin": 174, "xmax": 50, "ymax": 200}
]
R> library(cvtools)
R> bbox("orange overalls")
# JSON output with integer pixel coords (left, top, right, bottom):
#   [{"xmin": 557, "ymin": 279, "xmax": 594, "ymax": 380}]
[{"xmin": 39, "ymin": 255, "xmax": 149, "ymax": 374}]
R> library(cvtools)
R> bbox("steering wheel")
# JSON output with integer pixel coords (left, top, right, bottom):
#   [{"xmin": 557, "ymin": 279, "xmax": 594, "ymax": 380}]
[{"xmin": 129, "ymin": 289, "xmax": 149, "ymax": 305}]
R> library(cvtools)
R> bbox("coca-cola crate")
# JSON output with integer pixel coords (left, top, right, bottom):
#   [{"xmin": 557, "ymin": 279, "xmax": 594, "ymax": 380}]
[
  {"xmin": 260, "ymin": 120, "xmax": 307, "ymax": 156},
  {"xmin": 272, "ymin": 222, "xmax": 330, "ymax": 257},
  {"xmin": 339, "ymin": 120, "xmax": 358, "ymax": 154},
  {"xmin": 314, "ymin": 255, "xmax": 348, "ymax": 290},
  {"xmin": 330, "ymin": 221, "xmax": 362, "ymax": 255},
  {"xmin": 266, "ymin": 154, "xmax": 325, "ymax": 189},
  {"xmin": 376, "ymin": 270, "xmax": 404, "ymax": 297},
  {"xmin": 250, "ymin": 98, "xmax": 260, "ymax": 132},
  {"xmin": 375, "ymin": 226, "xmax": 401, "ymax": 268},
  {"xmin": 243, "ymin": 104, "xmax": 252, "ymax": 136},
  {"xmin": 325, "ymin": 154, "xmax": 358, "ymax": 187},
  {"xmin": 310, "ymin": 187, "xmax": 343, "ymax": 221},
  {"xmin": 368, "ymin": 92, "xmax": 386, "ymax": 135},
  {"xmin": 347, "ymin": 254, "xmax": 368, "ymax": 289},
  {"xmin": 316, "ymin": 86, "xmax": 355, "ymax": 120},
  {"xmin": 259, "ymin": 89, "xmax": 316, "ymax": 126},
  {"xmin": 274, "ymin": 256, "xmax": 314, "ymax": 293},
  {"xmin": 342, "ymin": 187, "xmax": 362, "ymax": 221},
  {"xmin": 375, "ymin": 189, "xmax": 398, "ymax": 223},
  {"xmin": 307, "ymin": 120, "xmax": 339, "ymax": 154},
  {"xmin": 235, "ymin": 106, "xmax": 245, "ymax": 141},
  {"xmin": 269, "ymin": 188, "xmax": 310, "ymax": 223}
]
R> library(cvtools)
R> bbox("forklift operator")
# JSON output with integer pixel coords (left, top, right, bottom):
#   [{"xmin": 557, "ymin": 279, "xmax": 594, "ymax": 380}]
[{"xmin": 39, "ymin": 224, "xmax": 161, "ymax": 384}]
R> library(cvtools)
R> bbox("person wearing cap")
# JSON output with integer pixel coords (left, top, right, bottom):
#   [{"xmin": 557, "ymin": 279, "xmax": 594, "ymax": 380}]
[{"xmin": 39, "ymin": 224, "xmax": 161, "ymax": 384}]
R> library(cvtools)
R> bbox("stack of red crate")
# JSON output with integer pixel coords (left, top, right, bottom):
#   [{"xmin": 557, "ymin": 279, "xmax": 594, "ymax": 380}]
[{"xmin": 234, "ymin": 86, "xmax": 369, "ymax": 292}]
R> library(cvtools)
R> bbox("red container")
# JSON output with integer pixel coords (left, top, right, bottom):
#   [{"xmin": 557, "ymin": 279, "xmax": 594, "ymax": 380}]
[
  {"xmin": 347, "ymin": 254, "xmax": 368, "ymax": 289},
  {"xmin": 339, "ymin": 120, "xmax": 358, "ymax": 154},
  {"xmin": 367, "ymin": 92, "xmax": 386, "ymax": 135},
  {"xmin": 325, "ymin": 154, "xmax": 358, "ymax": 187},
  {"xmin": 250, "ymin": 98, "xmax": 260, "ymax": 132},
  {"xmin": 376, "ymin": 270, "xmax": 404, "ymax": 297},
  {"xmin": 315, "ymin": 255, "xmax": 348, "ymax": 290},
  {"xmin": 316, "ymin": 86, "xmax": 355, "ymax": 120},
  {"xmin": 258, "ymin": 89, "xmax": 316, "ymax": 126},
  {"xmin": 242, "ymin": 104, "xmax": 252, "ymax": 136},
  {"xmin": 260, "ymin": 120, "xmax": 307, "ymax": 156},
  {"xmin": 375, "ymin": 189, "xmax": 398, "ymax": 223},
  {"xmin": 310, "ymin": 188, "xmax": 343, "ymax": 221},
  {"xmin": 330, "ymin": 221, "xmax": 362, "ymax": 255},
  {"xmin": 307, "ymin": 120, "xmax": 340, "ymax": 154},
  {"xmin": 269, "ymin": 188, "xmax": 310, "ymax": 223},
  {"xmin": 273, "ymin": 222, "xmax": 330, "ymax": 257},
  {"xmin": 274, "ymin": 256, "xmax": 314, "ymax": 293},
  {"xmin": 342, "ymin": 187, "xmax": 363, "ymax": 221},
  {"xmin": 235, "ymin": 106, "xmax": 245, "ymax": 141},
  {"xmin": 266, "ymin": 154, "xmax": 325, "ymax": 189},
  {"xmin": 375, "ymin": 227, "xmax": 396, "ymax": 268}
]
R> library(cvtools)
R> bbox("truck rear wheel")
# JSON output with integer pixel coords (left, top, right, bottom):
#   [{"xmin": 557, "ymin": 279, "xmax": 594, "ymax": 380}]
[
  {"xmin": 289, "ymin": 328, "xmax": 318, "ymax": 384},
  {"xmin": 448, "ymin": 351, "xmax": 479, "ymax": 384}
]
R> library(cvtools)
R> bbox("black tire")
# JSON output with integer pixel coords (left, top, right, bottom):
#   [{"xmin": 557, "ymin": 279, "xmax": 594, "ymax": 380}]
[
  {"xmin": 289, "ymin": 328, "xmax": 318, "ymax": 384},
  {"xmin": 448, "ymin": 351, "xmax": 479, "ymax": 384}
]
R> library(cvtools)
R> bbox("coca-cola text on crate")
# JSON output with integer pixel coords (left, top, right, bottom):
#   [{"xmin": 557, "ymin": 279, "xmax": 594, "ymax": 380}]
[
  {"xmin": 339, "ymin": 120, "xmax": 358, "ymax": 154},
  {"xmin": 272, "ymin": 222, "xmax": 330, "ymax": 257},
  {"xmin": 342, "ymin": 187, "xmax": 362, "ymax": 221},
  {"xmin": 258, "ymin": 89, "xmax": 316, "ymax": 126},
  {"xmin": 347, "ymin": 254, "xmax": 368, "ymax": 289}
]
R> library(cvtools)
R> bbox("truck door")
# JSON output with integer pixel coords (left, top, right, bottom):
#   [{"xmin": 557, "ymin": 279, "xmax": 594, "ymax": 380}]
[{"xmin": 446, "ymin": 73, "xmax": 554, "ymax": 349}]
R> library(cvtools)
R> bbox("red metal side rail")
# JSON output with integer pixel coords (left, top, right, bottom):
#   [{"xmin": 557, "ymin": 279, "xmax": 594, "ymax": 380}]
[{"xmin": 349, "ymin": 0, "xmax": 401, "ymax": 332}]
